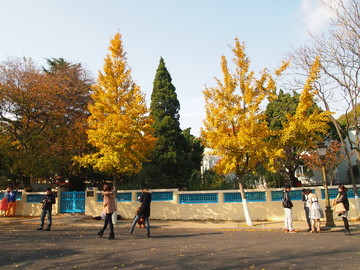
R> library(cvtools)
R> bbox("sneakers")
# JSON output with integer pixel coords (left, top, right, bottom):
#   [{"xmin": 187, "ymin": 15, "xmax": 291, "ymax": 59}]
[
  {"xmin": 43, "ymin": 227, "xmax": 51, "ymax": 231},
  {"xmin": 344, "ymin": 230, "xmax": 351, "ymax": 235}
]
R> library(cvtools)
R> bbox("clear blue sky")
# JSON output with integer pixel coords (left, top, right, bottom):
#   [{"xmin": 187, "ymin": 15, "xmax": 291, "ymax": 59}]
[{"xmin": 0, "ymin": 0, "xmax": 329, "ymax": 136}]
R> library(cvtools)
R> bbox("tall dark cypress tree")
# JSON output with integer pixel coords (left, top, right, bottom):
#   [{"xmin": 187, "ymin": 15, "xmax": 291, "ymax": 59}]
[{"xmin": 144, "ymin": 57, "xmax": 202, "ymax": 188}]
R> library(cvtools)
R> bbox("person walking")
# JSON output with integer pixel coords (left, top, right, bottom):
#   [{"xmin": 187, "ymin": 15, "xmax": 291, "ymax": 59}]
[
  {"xmin": 130, "ymin": 188, "xmax": 152, "ymax": 238},
  {"xmin": 282, "ymin": 185, "xmax": 296, "ymax": 233},
  {"xmin": 1, "ymin": 188, "xmax": 10, "ymax": 216},
  {"xmin": 5, "ymin": 187, "xmax": 18, "ymax": 217},
  {"xmin": 302, "ymin": 188, "xmax": 312, "ymax": 231},
  {"xmin": 97, "ymin": 184, "xmax": 116, "ymax": 240},
  {"xmin": 334, "ymin": 184, "xmax": 351, "ymax": 235},
  {"xmin": 36, "ymin": 188, "xmax": 56, "ymax": 231},
  {"xmin": 306, "ymin": 189, "xmax": 324, "ymax": 233}
]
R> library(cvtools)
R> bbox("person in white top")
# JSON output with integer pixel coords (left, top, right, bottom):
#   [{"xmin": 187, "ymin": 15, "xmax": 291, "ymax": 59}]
[{"xmin": 306, "ymin": 189, "xmax": 324, "ymax": 233}]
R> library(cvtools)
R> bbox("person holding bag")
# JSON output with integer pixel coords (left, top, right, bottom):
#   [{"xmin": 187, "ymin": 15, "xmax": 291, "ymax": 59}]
[
  {"xmin": 333, "ymin": 184, "xmax": 351, "ymax": 235},
  {"xmin": 97, "ymin": 184, "xmax": 116, "ymax": 239}
]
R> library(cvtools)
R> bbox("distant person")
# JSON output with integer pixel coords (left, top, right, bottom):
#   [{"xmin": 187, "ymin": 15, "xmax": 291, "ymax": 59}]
[
  {"xmin": 5, "ymin": 187, "xmax": 18, "ymax": 217},
  {"xmin": 36, "ymin": 188, "xmax": 56, "ymax": 231},
  {"xmin": 97, "ymin": 184, "xmax": 116, "ymax": 240},
  {"xmin": 306, "ymin": 189, "xmax": 324, "ymax": 233},
  {"xmin": 302, "ymin": 188, "xmax": 311, "ymax": 231},
  {"xmin": 130, "ymin": 188, "xmax": 152, "ymax": 238},
  {"xmin": 334, "ymin": 184, "xmax": 351, "ymax": 235},
  {"xmin": 282, "ymin": 185, "xmax": 296, "ymax": 233},
  {"xmin": 1, "ymin": 188, "xmax": 10, "ymax": 216}
]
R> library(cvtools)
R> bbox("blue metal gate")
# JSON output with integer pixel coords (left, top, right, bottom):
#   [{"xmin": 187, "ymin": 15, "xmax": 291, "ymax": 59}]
[{"xmin": 60, "ymin": 191, "xmax": 85, "ymax": 213}]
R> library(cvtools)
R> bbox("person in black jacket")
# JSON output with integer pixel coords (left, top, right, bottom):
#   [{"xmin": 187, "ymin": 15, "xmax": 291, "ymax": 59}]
[
  {"xmin": 36, "ymin": 188, "xmax": 56, "ymax": 231},
  {"xmin": 282, "ymin": 185, "xmax": 296, "ymax": 233},
  {"xmin": 129, "ymin": 188, "xmax": 152, "ymax": 238},
  {"xmin": 336, "ymin": 184, "xmax": 351, "ymax": 235}
]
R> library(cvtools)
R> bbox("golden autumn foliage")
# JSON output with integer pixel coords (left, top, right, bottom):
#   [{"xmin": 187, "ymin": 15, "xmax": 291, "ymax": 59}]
[
  {"xmin": 202, "ymin": 40, "xmax": 330, "ymax": 182},
  {"xmin": 271, "ymin": 57, "xmax": 331, "ymax": 170},
  {"xmin": 202, "ymin": 39, "xmax": 287, "ymax": 178},
  {"xmin": 74, "ymin": 33, "xmax": 156, "ymax": 177},
  {"xmin": 0, "ymin": 58, "xmax": 92, "ymax": 189}
]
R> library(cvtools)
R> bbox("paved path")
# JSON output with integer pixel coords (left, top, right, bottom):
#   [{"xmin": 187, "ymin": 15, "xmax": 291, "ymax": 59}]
[
  {"xmin": 1, "ymin": 214, "xmax": 359, "ymax": 231},
  {"xmin": 0, "ymin": 215, "xmax": 359, "ymax": 269}
]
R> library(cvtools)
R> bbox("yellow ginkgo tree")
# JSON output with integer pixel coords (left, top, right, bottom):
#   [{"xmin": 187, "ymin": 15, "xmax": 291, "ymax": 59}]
[
  {"xmin": 202, "ymin": 39, "xmax": 330, "ymax": 226},
  {"xmin": 75, "ymin": 33, "xmax": 156, "ymax": 186},
  {"xmin": 201, "ymin": 39, "xmax": 288, "ymax": 226},
  {"xmin": 273, "ymin": 57, "xmax": 331, "ymax": 177},
  {"xmin": 279, "ymin": 57, "xmax": 330, "ymax": 150}
]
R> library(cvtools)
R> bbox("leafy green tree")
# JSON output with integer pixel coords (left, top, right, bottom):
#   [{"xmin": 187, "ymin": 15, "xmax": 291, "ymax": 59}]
[
  {"xmin": 144, "ymin": 57, "xmax": 203, "ymax": 188},
  {"xmin": 265, "ymin": 90, "xmax": 303, "ymax": 186}
]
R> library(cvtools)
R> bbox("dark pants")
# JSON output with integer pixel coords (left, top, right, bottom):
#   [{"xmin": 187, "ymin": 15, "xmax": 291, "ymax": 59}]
[
  {"xmin": 342, "ymin": 217, "xmax": 350, "ymax": 231},
  {"xmin": 102, "ymin": 213, "xmax": 114, "ymax": 233},
  {"xmin": 304, "ymin": 207, "xmax": 311, "ymax": 229},
  {"xmin": 130, "ymin": 215, "xmax": 150, "ymax": 234},
  {"xmin": 40, "ymin": 209, "xmax": 52, "ymax": 228}
]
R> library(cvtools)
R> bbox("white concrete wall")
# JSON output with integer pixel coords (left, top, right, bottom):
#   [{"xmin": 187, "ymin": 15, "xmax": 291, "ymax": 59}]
[
  {"xmin": 85, "ymin": 186, "xmax": 359, "ymax": 221},
  {"xmin": 7, "ymin": 187, "xmax": 358, "ymax": 221},
  {"xmin": 8, "ymin": 191, "xmax": 60, "ymax": 216}
]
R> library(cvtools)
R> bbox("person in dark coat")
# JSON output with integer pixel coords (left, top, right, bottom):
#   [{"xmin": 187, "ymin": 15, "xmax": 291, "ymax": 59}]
[
  {"xmin": 129, "ymin": 188, "xmax": 152, "ymax": 238},
  {"xmin": 36, "ymin": 188, "xmax": 56, "ymax": 231},
  {"xmin": 335, "ymin": 184, "xmax": 351, "ymax": 235}
]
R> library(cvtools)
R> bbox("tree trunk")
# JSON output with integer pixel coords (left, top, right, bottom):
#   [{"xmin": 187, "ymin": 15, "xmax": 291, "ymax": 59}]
[
  {"xmin": 288, "ymin": 170, "xmax": 300, "ymax": 187},
  {"xmin": 112, "ymin": 173, "xmax": 121, "ymax": 191},
  {"xmin": 21, "ymin": 175, "xmax": 32, "ymax": 190},
  {"xmin": 330, "ymin": 116, "xmax": 360, "ymax": 217},
  {"xmin": 237, "ymin": 170, "xmax": 253, "ymax": 226}
]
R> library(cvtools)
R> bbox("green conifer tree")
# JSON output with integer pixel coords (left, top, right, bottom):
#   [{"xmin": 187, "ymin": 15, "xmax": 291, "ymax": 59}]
[{"xmin": 144, "ymin": 57, "xmax": 203, "ymax": 188}]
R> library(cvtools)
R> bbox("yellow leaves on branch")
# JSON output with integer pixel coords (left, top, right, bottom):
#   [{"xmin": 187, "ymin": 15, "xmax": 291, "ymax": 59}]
[
  {"xmin": 202, "ymin": 38, "xmax": 287, "ymax": 176},
  {"xmin": 280, "ymin": 56, "xmax": 330, "ymax": 149},
  {"xmin": 74, "ymin": 32, "xmax": 156, "ymax": 175},
  {"xmin": 202, "ymin": 38, "xmax": 330, "ymax": 177}
]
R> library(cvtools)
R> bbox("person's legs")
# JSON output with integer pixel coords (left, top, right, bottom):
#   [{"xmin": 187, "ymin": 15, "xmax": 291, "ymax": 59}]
[
  {"xmin": 40, "ymin": 210, "xmax": 46, "ymax": 227},
  {"xmin": 5, "ymin": 202, "xmax": 14, "ymax": 216},
  {"xmin": 145, "ymin": 217, "xmax": 150, "ymax": 237},
  {"xmin": 284, "ymin": 208, "xmax": 288, "ymax": 230},
  {"xmin": 304, "ymin": 207, "xmax": 311, "ymax": 230},
  {"xmin": 311, "ymin": 219, "xmax": 316, "ymax": 233},
  {"xmin": 284, "ymin": 208, "xmax": 293, "ymax": 231},
  {"xmin": 47, "ymin": 210, "xmax": 52, "ymax": 229},
  {"xmin": 130, "ymin": 215, "xmax": 140, "ymax": 234},
  {"xmin": 106, "ymin": 213, "xmax": 114, "ymax": 239},
  {"xmin": 12, "ymin": 201, "xmax": 16, "ymax": 216},
  {"xmin": 37, "ymin": 210, "xmax": 46, "ymax": 230},
  {"xmin": 107, "ymin": 214, "xmax": 114, "ymax": 233},
  {"xmin": 342, "ymin": 217, "xmax": 350, "ymax": 234},
  {"xmin": 316, "ymin": 219, "xmax": 321, "ymax": 233},
  {"xmin": 98, "ymin": 214, "xmax": 109, "ymax": 237}
]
